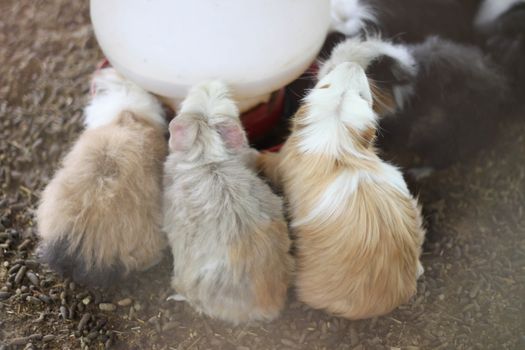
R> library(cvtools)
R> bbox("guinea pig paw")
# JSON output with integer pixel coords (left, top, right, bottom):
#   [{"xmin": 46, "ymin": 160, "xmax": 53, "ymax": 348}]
[{"xmin": 167, "ymin": 294, "xmax": 187, "ymax": 302}]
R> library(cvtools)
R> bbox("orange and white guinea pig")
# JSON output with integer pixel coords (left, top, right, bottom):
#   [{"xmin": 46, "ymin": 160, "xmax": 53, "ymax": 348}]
[{"xmin": 258, "ymin": 62, "xmax": 425, "ymax": 319}]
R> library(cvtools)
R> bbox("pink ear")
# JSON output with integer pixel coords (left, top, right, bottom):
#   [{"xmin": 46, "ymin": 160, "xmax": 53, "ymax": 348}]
[
  {"xmin": 168, "ymin": 118, "xmax": 198, "ymax": 152},
  {"xmin": 216, "ymin": 121, "xmax": 247, "ymax": 150}
]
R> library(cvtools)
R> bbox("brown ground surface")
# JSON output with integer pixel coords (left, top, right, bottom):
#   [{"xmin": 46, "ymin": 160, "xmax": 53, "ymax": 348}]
[{"xmin": 1, "ymin": 1, "xmax": 524, "ymax": 349}]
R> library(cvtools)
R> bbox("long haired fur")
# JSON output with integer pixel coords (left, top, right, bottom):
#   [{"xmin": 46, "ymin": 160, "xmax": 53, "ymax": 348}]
[
  {"xmin": 36, "ymin": 68, "xmax": 168, "ymax": 287},
  {"xmin": 259, "ymin": 62, "xmax": 425, "ymax": 319},
  {"xmin": 318, "ymin": 36, "xmax": 417, "ymax": 112},
  {"xmin": 163, "ymin": 81, "xmax": 293, "ymax": 324},
  {"xmin": 320, "ymin": 36, "xmax": 510, "ymax": 168}
]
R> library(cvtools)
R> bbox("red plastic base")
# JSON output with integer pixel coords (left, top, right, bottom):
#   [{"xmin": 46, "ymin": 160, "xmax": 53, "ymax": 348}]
[
  {"xmin": 240, "ymin": 89, "xmax": 285, "ymax": 143},
  {"xmin": 266, "ymin": 143, "xmax": 283, "ymax": 153}
]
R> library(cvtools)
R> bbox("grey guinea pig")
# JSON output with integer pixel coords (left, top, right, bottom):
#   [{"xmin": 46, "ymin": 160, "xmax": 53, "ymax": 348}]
[
  {"xmin": 163, "ymin": 80, "xmax": 293, "ymax": 324},
  {"xmin": 36, "ymin": 68, "xmax": 168, "ymax": 287}
]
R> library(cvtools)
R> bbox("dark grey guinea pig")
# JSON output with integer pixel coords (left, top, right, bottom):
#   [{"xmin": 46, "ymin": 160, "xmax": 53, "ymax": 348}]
[{"xmin": 382, "ymin": 37, "xmax": 511, "ymax": 168}]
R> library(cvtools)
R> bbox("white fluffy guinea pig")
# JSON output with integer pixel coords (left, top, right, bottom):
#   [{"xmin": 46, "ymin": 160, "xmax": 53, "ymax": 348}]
[
  {"xmin": 36, "ymin": 68, "xmax": 168, "ymax": 287},
  {"xmin": 163, "ymin": 80, "xmax": 293, "ymax": 324},
  {"xmin": 258, "ymin": 62, "xmax": 425, "ymax": 320}
]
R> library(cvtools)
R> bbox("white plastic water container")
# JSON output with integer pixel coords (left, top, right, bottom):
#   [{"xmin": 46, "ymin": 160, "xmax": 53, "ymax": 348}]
[{"xmin": 90, "ymin": 0, "xmax": 331, "ymax": 111}]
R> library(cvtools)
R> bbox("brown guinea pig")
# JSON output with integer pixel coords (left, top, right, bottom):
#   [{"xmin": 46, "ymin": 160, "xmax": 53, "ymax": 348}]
[{"xmin": 36, "ymin": 68, "xmax": 168, "ymax": 287}]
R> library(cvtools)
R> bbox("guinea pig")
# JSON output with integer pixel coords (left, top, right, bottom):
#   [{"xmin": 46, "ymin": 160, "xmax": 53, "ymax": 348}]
[
  {"xmin": 163, "ymin": 81, "xmax": 293, "ymax": 324},
  {"xmin": 258, "ymin": 62, "xmax": 425, "ymax": 320},
  {"xmin": 330, "ymin": 0, "xmax": 480, "ymax": 44},
  {"xmin": 475, "ymin": 0, "xmax": 525, "ymax": 105},
  {"xmin": 319, "ymin": 35, "xmax": 510, "ymax": 169},
  {"xmin": 36, "ymin": 68, "xmax": 168, "ymax": 287}
]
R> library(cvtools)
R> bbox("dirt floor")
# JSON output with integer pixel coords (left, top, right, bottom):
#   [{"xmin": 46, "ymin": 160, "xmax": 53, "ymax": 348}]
[{"xmin": 1, "ymin": 1, "xmax": 524, "ymax": 349}]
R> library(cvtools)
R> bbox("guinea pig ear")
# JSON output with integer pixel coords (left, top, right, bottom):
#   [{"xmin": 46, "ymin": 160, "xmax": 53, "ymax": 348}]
[
  {"xmin": 168, "ymin": 118, "xmax": 199, "ymax": 152},
  {"xmin": 367, "ymin": 55, "xmax": 415, "ymax": 86},
  {"xmin": 216, "ymin": 120, "xmax": 247, "ymax": 150}
]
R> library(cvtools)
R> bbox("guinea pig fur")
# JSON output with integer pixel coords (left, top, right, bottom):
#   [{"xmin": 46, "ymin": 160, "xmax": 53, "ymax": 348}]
[
  {"xmin": 259, "ymin": 62, "xmax": 425, "ymax": 320},
  {"xmin": 36, "ymin": 68, "xmax": 168, "ymax": 287},
  {"xmin": 330, "ymin": 0, "xmax": 479, "ymax": 44},
  {"xmin": 320, "ymin": 36, "xmax": 511, "ymax": 169},
  {"xmin": 476, "ymin": 0, "xmax": 525, "ymax": 103},
  {"xmin": 163, "ymin": 81, "xmax": 293, "ymax": 324},
  {"xmin": 318, "ymin": 35, "xmax": 417, "ymax": 115}
]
